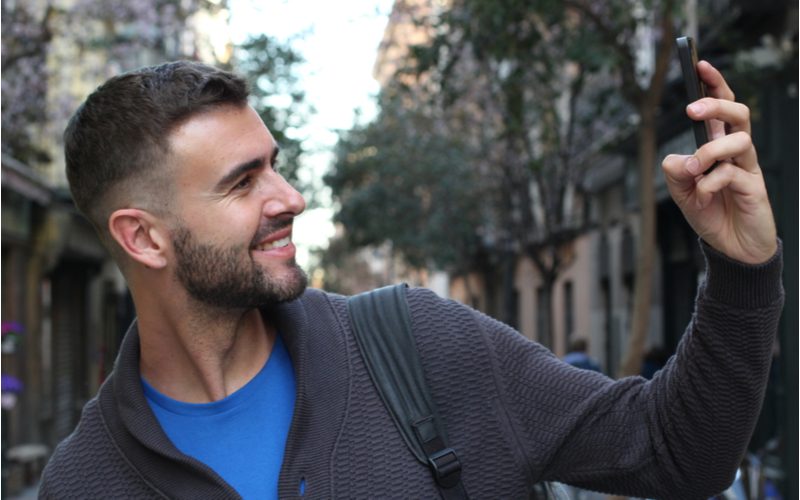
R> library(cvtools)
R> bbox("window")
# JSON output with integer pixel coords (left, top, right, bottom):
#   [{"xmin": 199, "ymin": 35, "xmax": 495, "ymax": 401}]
[
  {"xmin": 563, "ymin": 280, "xmax": 574, "ymax": 344},
  {"xmin": 536, "ymin": 286, "xmax": 551, "ymax": 349}
]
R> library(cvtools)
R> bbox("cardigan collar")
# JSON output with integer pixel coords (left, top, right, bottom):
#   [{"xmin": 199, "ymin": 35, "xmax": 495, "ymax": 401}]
[{"xmin": 98, "ymin": 288, "xmax": 352, "ymax": 499}]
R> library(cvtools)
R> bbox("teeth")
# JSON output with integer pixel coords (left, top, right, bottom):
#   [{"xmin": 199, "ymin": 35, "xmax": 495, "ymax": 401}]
[{"xmin": 257, "ymin": 236, "xmax": 291, "ymax": 251}]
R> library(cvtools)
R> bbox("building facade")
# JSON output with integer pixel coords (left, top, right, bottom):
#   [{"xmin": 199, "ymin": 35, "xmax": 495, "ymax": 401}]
[{"xmin": 1, "ymin": 2, "xmax": 233, "ymax": 495}]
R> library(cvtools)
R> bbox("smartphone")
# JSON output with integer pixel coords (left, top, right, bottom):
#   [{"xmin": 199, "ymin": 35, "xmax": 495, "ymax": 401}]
[{"xmin": 676, "ymin": 36, "xmax": 713, "ymax": 149}]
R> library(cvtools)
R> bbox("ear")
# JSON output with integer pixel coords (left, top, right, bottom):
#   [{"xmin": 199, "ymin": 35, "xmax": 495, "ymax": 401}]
[{"xmin": 108, "ymin": 209, "xmax": 170, "ymax": 269}]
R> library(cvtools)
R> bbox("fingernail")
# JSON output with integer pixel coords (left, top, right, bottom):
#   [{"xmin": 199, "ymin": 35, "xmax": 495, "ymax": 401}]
[
  {"xmin": 686, "ymin": 156, "xmax": 701, "ymax": 174},
  {"xmin": 688, "ymin": 102, "xmax": 706, "ymax": 115}
]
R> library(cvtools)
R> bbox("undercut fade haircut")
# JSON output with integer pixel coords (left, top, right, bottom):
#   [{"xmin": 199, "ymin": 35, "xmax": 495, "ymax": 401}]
[{"xmin": 64, "ymin": 60, "xmax": 249, "ymax": 241}]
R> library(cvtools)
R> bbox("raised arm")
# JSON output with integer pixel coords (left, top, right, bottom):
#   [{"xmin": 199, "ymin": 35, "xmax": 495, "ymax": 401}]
[
  {"xmin": 662, "ymin": 61, "xmax": 778, "ymax": 264},
  {"xmin": 493, "ymin": 63, "xmax": 784, "ymax": 499}
]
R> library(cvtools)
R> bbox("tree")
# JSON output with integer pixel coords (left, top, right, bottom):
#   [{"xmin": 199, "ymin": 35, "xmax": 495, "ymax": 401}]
[
  {"xmin": 559, "ymin": 0, "xmax": 677, "ymax": 377},
  {"xmin": 2, "ymin": 0, "xmax": 310, "ymax": 198},
  {"xmin": 326, "ymin": 87, "xmax": 490, "ymax": 302},
  {"xmin": 235, "ymin": 34, "xmax": 312, "ymax": 192},
  {"xmin": 1, "ymin": 2, "xmax": 56, "ymax": 165},
  {"xmin": 1, "ymin": 0, "xmax": 223, "ymax": 171},
  {"xmin": 402, "ymin": 0, "xmax": 616, "ymax": 343},
  {"xmin": 409, "ymin": 0, "xmax": 681, "ymax": 366},
  {"xmin": 327, "ymin": 0, "xmax": 622, "ymax": 330}
]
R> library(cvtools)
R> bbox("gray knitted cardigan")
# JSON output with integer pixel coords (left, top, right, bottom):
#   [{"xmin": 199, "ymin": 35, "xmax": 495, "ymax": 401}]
[{"xmin": 39, "ymin": 242, "xmax": 783, "ymax": 499}]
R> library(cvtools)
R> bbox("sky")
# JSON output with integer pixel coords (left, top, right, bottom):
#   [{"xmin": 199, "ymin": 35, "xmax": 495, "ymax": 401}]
[{"xmin": 228, "ymin": 0, "xmax": 396, "ymax": 268}]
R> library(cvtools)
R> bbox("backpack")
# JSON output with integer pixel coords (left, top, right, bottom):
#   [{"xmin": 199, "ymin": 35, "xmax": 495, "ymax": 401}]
[
  {"xmin": 347, "ymin": 284, "xmax": 569, "ymax": 500},
  {"xmin": 347, "ymin": 284, "xmax": 469, "ymax": 500}
]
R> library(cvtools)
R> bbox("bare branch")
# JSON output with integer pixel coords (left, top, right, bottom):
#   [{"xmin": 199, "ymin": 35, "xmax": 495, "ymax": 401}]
[{"xmin": 562, "ymin": 0, "xmax": 644, "ymax": 104}]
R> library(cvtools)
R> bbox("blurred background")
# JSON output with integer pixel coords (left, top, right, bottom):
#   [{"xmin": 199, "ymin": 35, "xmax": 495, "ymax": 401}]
[{"xmin": 1, "ymin": 0, "xmax": 796, "ymax": 498}]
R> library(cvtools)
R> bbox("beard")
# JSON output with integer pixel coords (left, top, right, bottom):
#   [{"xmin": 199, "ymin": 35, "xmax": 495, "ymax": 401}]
[{"xmin": 171, "ymin": 223, "xmax": 308, "ymax": 309}]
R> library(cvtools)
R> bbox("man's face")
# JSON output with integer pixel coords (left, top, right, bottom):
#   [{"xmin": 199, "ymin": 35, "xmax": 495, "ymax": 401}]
[{"xmin": 166, "ymin": 104, "xmax": 307, "ymax": 308}]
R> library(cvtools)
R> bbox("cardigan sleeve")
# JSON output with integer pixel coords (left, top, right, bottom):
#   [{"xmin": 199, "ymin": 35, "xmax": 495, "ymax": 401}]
[{"xmin": 485, "ymin": 241, "xmax": 783, "ymax": 499}]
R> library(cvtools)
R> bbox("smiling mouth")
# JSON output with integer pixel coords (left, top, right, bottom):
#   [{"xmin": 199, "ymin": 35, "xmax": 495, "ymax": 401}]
[{"xmin": 254, "ymin": 235, "xmax": 292, "ymax": 251}]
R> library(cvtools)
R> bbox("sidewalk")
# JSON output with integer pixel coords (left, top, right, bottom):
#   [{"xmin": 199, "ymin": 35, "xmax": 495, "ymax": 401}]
[{"xmin": 6, "ymin": 483, "xmax": 39, "ymax": 500}]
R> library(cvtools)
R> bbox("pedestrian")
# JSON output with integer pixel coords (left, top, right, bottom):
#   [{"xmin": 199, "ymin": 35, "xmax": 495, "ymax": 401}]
[
  {"xmin": 641, "ymin": 346, "xmax": 670, "ymax": 379},
  {"xmin": 563, "ymin": 338, "xmax": 602, "ymax": 373},
  {"xmin": 39, "ymin": 60, "xmax": 783, "ymax": 499}
]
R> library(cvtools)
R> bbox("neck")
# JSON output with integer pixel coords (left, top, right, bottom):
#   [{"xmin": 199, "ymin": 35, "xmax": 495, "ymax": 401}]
[{"xmin": 137, "ymin": 300, "xmax": 274, "ymax": 403}]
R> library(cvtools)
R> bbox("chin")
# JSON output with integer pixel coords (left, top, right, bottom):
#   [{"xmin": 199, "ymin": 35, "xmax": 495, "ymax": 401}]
[{"xmin": 269, "ymin": 264, "xmax": 309, "ymax": 303}]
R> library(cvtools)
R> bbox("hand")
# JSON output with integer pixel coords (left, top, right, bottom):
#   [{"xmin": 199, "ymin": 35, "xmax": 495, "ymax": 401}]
[{"xmin": 662, "ymin": 61, "xmax": 777, "ymax": 264}]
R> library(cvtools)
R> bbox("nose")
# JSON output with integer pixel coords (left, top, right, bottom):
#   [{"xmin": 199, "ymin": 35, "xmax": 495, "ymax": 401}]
[{"xmin": 261, "ymin": 171, "xmax": 306, "ymax": 218}]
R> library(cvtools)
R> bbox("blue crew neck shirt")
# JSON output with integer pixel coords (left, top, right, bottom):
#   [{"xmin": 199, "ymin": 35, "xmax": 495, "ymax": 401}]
[{"xmin": 142, "ymin": 334, "xmax": 295, "ymax": 500}]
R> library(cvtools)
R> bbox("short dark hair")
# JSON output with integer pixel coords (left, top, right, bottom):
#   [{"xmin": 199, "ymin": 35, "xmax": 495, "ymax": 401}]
[
  {"xmin": 568, "ymin": 338, "xmax": 588, "ymax": 352},
  {"xmin": 64, "ymin": 60, "xmax": 249, "ymax": 238}
]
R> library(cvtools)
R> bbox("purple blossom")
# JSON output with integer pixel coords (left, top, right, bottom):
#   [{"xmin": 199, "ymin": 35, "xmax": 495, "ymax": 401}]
[
  {"xmin": 1, "ymin": 322, "xmax": 24, "ymax": 336},
  {"xmin": 1, "ymin": 374, "xmax": 24, "ymax": 394}
]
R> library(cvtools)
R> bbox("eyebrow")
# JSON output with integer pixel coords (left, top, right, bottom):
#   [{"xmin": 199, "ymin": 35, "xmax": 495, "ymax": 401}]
[{"xmin": 214, "ymin": 145, "xmax": 280, "ymax": 191}]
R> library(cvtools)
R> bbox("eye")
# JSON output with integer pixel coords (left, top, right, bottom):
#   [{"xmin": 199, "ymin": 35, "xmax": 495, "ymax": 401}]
[{"xmin": 233, "ymin": 175, "xmax": 253, "ymax": 190}]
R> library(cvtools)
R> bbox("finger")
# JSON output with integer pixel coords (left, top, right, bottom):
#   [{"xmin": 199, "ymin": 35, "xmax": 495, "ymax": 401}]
[
  {"xmin": 662, "ymin": 154, "xmax": 697, "ymax": 185},
  {"xmin": 687, "ymin": 97, "xmax": 751, "ymax": 135},
  {"xmin": 687, "ymin": 131, "xmax": 759, "ymax": 175},
  {"xmin": 693, "ymin": 162, "xmax": 761, "ymax": 210},
  {"xmin": 694, "ymin": 162, "xmax": 742, "ymax": 209},
  {"xmin": 662, "ymin": 154, "xmax": 701, "ymax": 209},
  {"xmin": 697, "ymin": 60, "xmax": 735, "ymax": 101}
]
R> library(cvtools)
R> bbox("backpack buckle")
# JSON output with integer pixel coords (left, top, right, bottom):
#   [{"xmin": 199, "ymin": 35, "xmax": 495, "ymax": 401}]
[{"xmin": 427, "ymin": 447, "xmax": 462, "ymax": 489}]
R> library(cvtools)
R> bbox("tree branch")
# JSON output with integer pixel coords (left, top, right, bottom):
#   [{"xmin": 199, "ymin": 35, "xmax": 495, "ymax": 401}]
[
  {"xmin": 1, "ymin": 5, "xmax": 55, "ymax": 71},
  {"xmin": 646, "ymin": 0, "xmax": 676, "ymax": 108},
  {"xmin": 562, "ymin": 0, "xmax": 644, "ymax": 105}
]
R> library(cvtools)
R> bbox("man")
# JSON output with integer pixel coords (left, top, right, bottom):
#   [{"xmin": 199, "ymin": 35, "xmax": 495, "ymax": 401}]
[
  {"xmin": 563, "ymin": 338, "xmax": 602, "ymax": 373},
  {"xmin": 40, "ymin": 60, "xmax": 782, "ymax": 499}
]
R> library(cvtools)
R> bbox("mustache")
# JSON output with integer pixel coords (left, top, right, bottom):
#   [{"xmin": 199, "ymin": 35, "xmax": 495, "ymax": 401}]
[{"xmin": 251, "ymin": 215, "xmax": 294, "ymax": 246}]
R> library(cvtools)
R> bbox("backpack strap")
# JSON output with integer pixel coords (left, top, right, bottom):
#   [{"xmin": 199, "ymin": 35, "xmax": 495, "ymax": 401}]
[{"xmin": 347, "ymin": 284, "xmax": 469, "ymax": 500}]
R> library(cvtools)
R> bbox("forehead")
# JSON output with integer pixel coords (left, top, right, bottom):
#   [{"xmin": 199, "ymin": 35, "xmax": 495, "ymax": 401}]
[{"xmin": 167, "ymin": 104, "xmax": 276, "ymax": 181}]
